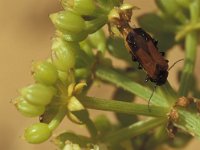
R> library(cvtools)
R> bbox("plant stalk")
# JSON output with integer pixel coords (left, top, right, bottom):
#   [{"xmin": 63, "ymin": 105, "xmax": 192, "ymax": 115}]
[{"xmin": 78, "ymin": 96, "xmax": 169, "ymax": 117}]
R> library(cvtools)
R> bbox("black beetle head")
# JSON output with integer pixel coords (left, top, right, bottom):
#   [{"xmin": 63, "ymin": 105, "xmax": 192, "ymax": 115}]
[{"xmin": 156, "ymin": 70, "xmax": 168, "ymax": 86}]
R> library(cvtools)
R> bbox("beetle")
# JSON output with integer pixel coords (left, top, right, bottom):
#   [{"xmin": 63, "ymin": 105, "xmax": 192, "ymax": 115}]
[
  {"xmin": 109, "ymin": 10, "xmax": 169, "ymax": 86},
  {"xmin": 109, "ymin": 8, "xmax": 170, "ymax": 109},
  {"xmin": 125, "ymin": 28, "xmax": 169, "ymax": 86}
]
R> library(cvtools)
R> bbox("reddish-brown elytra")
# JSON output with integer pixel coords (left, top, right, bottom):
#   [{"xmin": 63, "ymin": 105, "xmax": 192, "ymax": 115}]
[
  {"xmin": 109, "ymin": 9, "xmax": 169, "ymax": 86},
  {"xmin": 109, "ymin": 7, "xmax": 169, "ymax": 109},
  {"xmin": 126, "ymin": 28, "xmax": 169, "ymax": 86},
  {"xmin": 125, "ymin": 28, "xmax": 169, "ymax": 110}
]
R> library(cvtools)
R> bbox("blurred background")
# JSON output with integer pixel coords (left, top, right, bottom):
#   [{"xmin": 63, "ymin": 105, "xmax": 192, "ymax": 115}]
[{"xmin": 0, "ymin": 0, "xmax": 199, "ymax": 149}]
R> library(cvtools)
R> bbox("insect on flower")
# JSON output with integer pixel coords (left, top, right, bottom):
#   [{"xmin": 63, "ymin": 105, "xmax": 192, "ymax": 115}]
[
  {"xmin": 109, "ymin": 8, "xmax": 169, "ymax": 85},
  {"xmin": 108, "ymin": 6, "xmax": 169, "ymax": 108},
  {"xmin": 109, "ymin": 6, "xmax": 183, "ymax": 109},
  {"xmin": 125, "ymin": 28, "xmax": 169, "ymax": 85}
]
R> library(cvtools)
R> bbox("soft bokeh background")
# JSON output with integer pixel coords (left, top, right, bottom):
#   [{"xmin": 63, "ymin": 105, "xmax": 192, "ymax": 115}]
[{"xmin": 0, "ymin": 0, "xmax": 199, "ymax": 149}]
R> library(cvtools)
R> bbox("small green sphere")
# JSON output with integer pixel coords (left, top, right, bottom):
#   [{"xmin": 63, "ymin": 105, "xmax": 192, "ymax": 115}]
[
  {"xmin": 50, "ymin": 11, "xmax": 85, "ymax": 34},
  {"xmin": 32, "ymin": 61, "xmax": 58, "ymax": 85},
  {"xmin": 61, "ymin": 0, "xmax": 96, "ymax": 16},
  {"xmin": 73, "ymin": 0, "xmax": 96, "ymax": 16},
  {"xmin": 51, "ymin": 38, "xmax": 77, "ymax": 72},
  {"xmin": 15, "ymin": 97, "xmax": 45, "ymax": 117},
  {"xmin": 24, "ymin": 123, "xmax": 52, "ymax": 144},
  {"xmin": 20, "ymin": 83, "xmax": 56, "ymax": 106}
]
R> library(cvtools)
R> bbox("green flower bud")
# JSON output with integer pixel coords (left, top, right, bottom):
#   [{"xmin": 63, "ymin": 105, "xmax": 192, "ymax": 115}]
[
  {"xmin": 20, "ymin": 83, "xmax": 56, "ymax": 106},
  {"xmin": 51, "ymin": 38, "xmax": 76, "ymax": 71},
  {"xmin": 15, "ymin": 97, "xmax": 45, "ymax": 117},
  {"xmin": 62, "ymin": 30, "xmax": 88, "ymax": 42},
  {"xmin": 67, "ymin": 96, "xmax": 85, "ymax": 124},
  {"xmin": 74, "ymin": 0, "xmax": 96, "ymax": 16},
  {"xmin": 24, "ymin": 123, "xmax": 52, "ymax": 144},
  {"xmin": 50, "ymin": 11, "xmax": 86, "ymax": 34},
  {"xmin": 32, "ymin": 61, "xmax": 58, "ymax": 85},
  {"xmin": 62, "ymin": 0, "xmax": 96, "ymax": 16}
]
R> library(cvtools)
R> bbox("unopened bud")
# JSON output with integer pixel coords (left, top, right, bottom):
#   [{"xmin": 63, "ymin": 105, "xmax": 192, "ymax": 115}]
[
  {"xmin": 32, "ymin": 61, "xmax": 58, "ymax": 85},
  {"xmin": 51, "ymin": 38, "xmax": 76, "ymax": 71},
  {"xmin": 62, "ymin": 0, "xmax": 96, "ymax": 16},
  {"xmin": 20, "ymin": 83, "xmax": 56, "ymax": 106},
  {"xmin": 15, "ymin": 97, "xmax": 45, "ymax": 117},
  {"xmin": 24, "ymin": 123, "xmax": 52, "ymax": 144},
  {"xmin": 50, "ymin": 11, "xmax": 85, "ymax": 34}
]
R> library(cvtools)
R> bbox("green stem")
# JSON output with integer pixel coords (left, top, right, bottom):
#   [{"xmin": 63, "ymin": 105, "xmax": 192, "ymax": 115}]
[
  {"xmin": 178, "ymin": 1, "xmax": 199, "ymax": 96},
  {"xmin": 95, "ymin": 66, "xmax": 169, "ymax": 106},
  {"xmin": 178, "ymin": 32, "xmax": 198, "ymax": 96},
  {"xmin": 48, "ymin": 106, "xmax": 67, "ymax": 131},
  {"xmin": 78, "ymin": 96, "xmax": 169, "ymax": 117},
  {"xmin": 190, "ymin": 0, "xmax": 200, "ymax": 22},
  {"xmin": 85, "ymin": 15, "xmax": 107, "ymax": 34},
  {"xmin": 175, "ymin": 10, "xmax": 189, "ymax": 24},
  {"xmin": 102, "ymin": 118, "xmax": 166, "ymax": 144},
  {"xmin": 176, "ymin": 0, "xmax": 200, "ymax": 41},
  {"xmin": 84, "ymin": 117, "xmax": 98, "ymax": 138},
  {"xmin": 175, "ymin": 22, "xmax": 200, "ymax": 41}
]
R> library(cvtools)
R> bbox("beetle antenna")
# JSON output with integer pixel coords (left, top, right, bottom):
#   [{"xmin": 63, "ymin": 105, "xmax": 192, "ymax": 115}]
[
  {"xmin": 148, "ymin": 85, "xmax": 157, "ymax": 111},
  {"xmin": 168, "ymin": 59, "xmax": 184, "ymax": 71}
]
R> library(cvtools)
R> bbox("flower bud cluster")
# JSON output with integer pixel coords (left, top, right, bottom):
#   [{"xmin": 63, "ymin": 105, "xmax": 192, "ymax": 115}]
[
  {"xmin": 50, "ymin": 0, "xmax": 123, "ymax": 42},
  {"xmin": 16, "ymin": 84, "xmax": 56, "ymax": 117},
  {"xmin": 14, "ymin": 37, "xmax": 87, "ymax": 143},
  {"xmin": 14, "ymin": 0, "xmax": 124, "ymax": 145}
]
